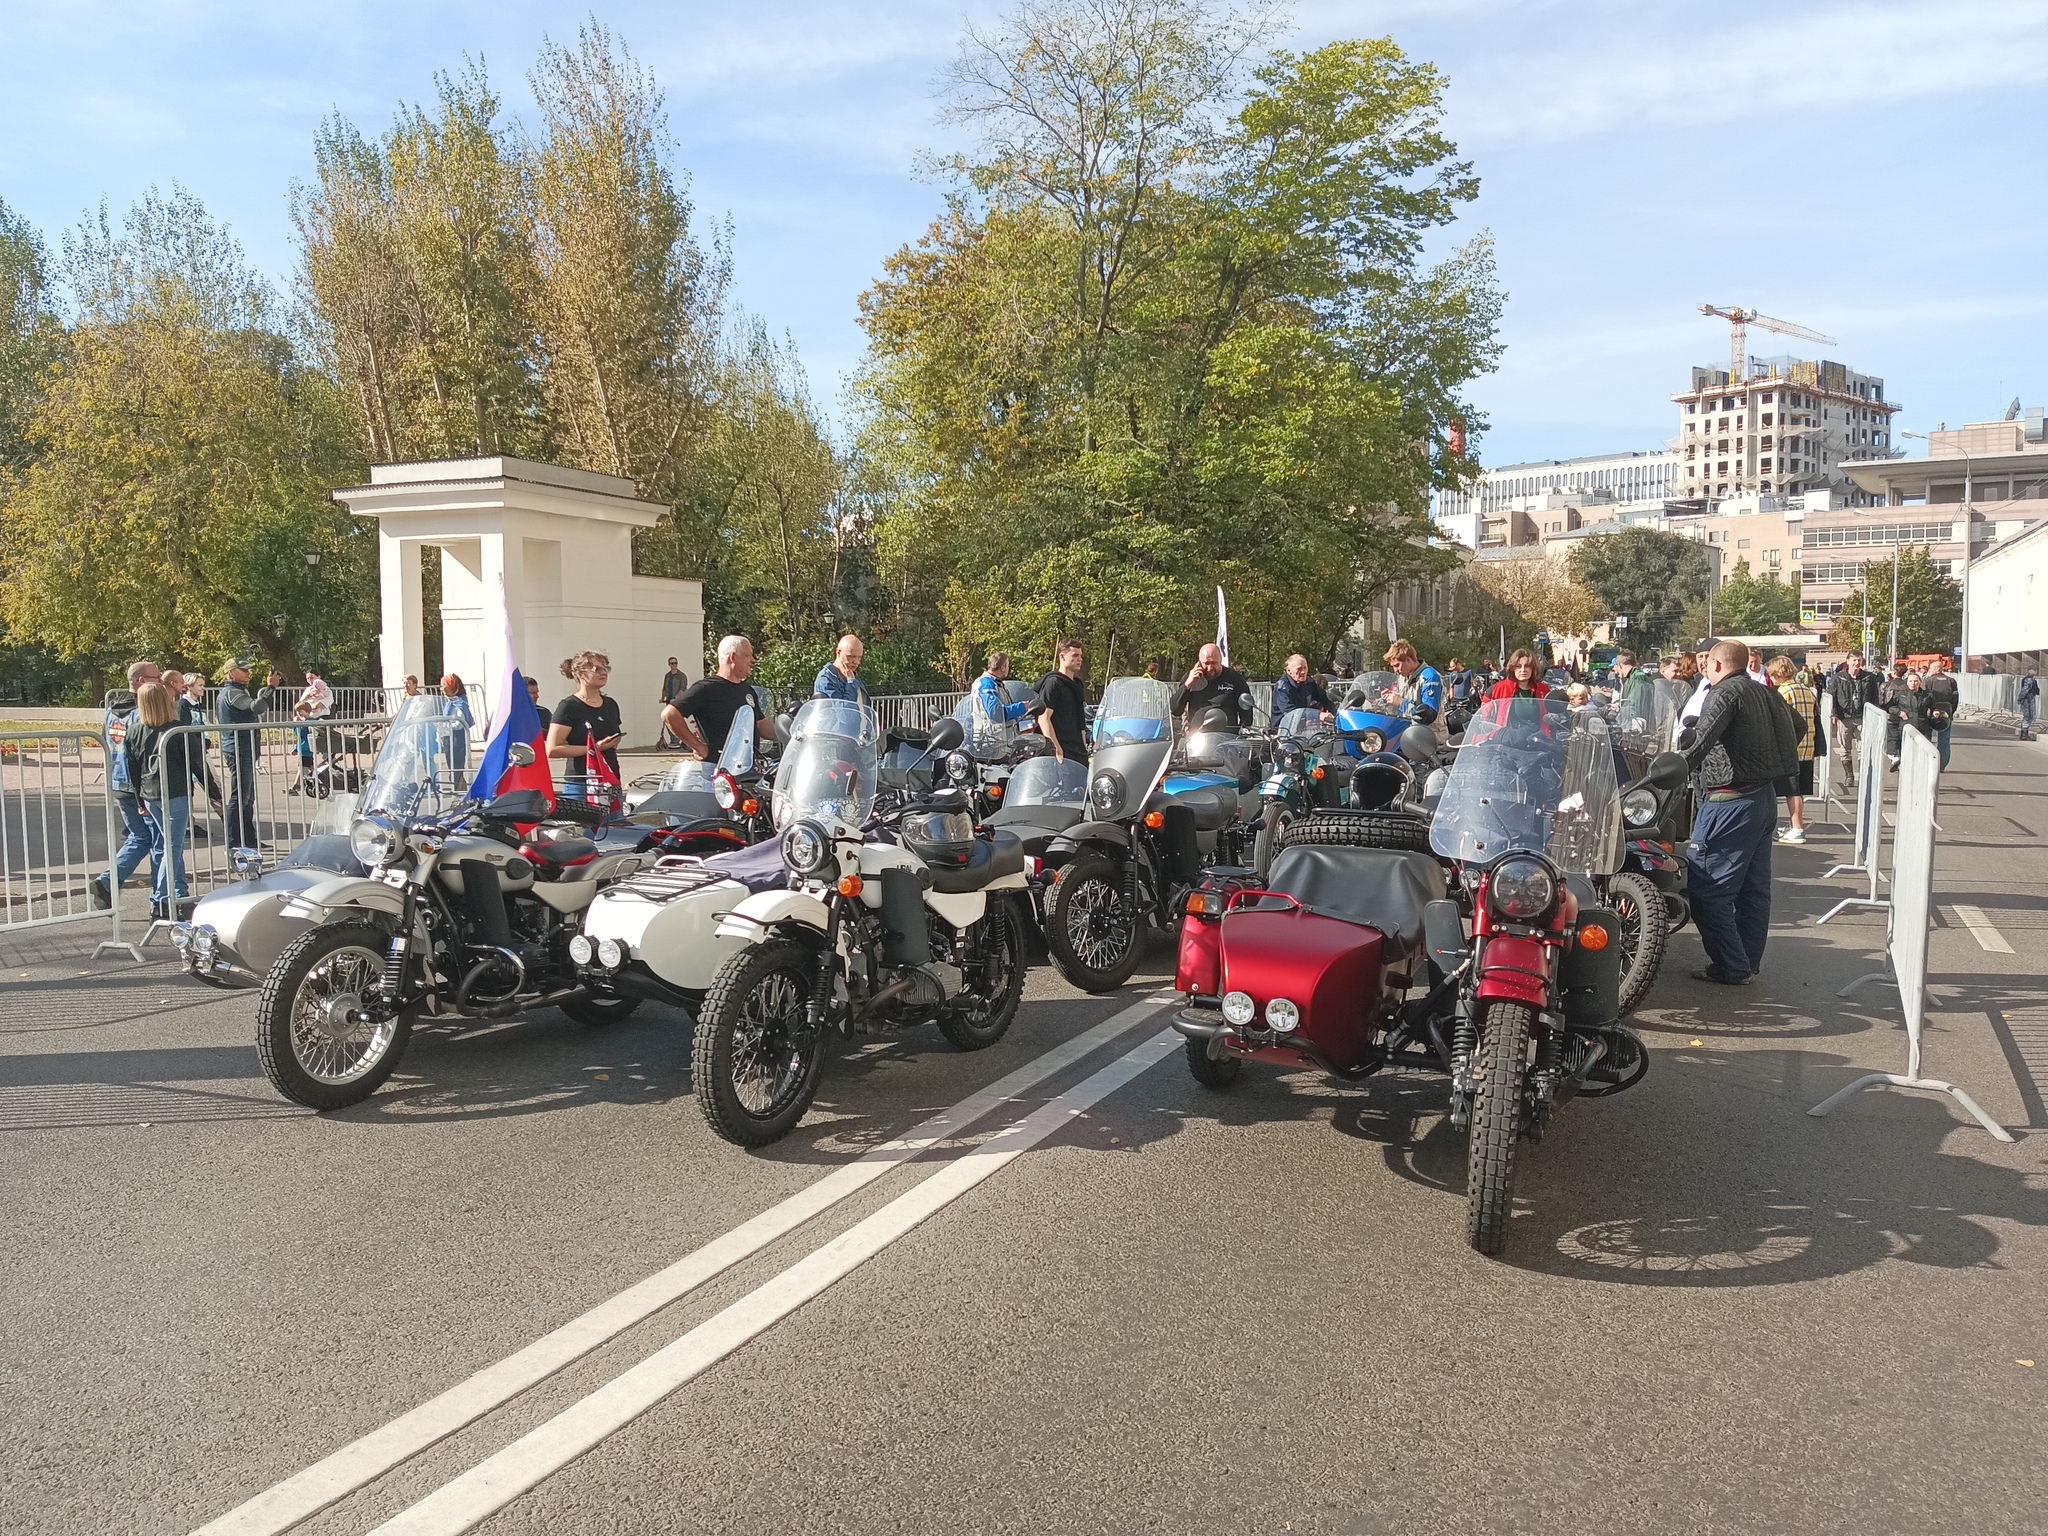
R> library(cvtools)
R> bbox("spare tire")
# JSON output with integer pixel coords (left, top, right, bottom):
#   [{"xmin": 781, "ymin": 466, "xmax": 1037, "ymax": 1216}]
[{"xmin": 1279, "ymin": 809, "xmax": 1435, "ymax": 857}]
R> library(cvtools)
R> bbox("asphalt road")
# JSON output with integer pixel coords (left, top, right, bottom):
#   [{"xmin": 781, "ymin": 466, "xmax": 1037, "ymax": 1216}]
[{"xmin": 3, "ymin": 724, "xmax": 2044, "ymax": 1536}]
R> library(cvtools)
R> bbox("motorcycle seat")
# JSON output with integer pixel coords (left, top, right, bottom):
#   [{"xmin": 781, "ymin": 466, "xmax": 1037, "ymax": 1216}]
[
  {"xmin": 523, "ymin": 836, "xmax": 600, "ymax": 871},
  {"xmin": 1169, "ymin": 785, "xmax": 1238, "ymax": 832},
  {"xmin": 1264, "ymin": 845, "xmax": 1446, "ymax": 960},
  {"xmin": 984, "ymin": 802, "xmax": 1084, "ymax": 834},
  {"xmin": 637, "ymin": 789, "xmax": 723, "ymax": 822},
  {"xmin": 924, "ymin": 829, "xmax": 1027, "ymax": 894}
]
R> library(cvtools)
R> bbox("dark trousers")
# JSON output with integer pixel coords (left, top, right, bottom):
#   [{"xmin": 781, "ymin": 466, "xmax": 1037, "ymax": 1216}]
[
  {"xmin": 1686, "ymin": 786, "xmax": 1777, "ymax": 980},
  {"xmin": 224, "ymin": 750, "xmax": 259, "ymax": 847}
]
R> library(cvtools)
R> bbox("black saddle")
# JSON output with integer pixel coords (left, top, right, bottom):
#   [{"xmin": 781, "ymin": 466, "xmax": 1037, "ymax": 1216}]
[
  {"xmin": 925, "ymin": 829, "xmax": 1027, "ymax": 894},
  {"xmin": 1264, "ymin": 845, "xmax": 1446, "ymax": 960},
  {"xmin": 1168, "ymin": 785, "xmax": 1238, "ymax": 832}
]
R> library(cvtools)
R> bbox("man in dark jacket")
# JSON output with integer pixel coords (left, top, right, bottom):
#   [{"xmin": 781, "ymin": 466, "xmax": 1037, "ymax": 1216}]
[
  {"xmin": 1173, "ymin": 644, "xmax": 1250, "ymax": 731},
  {"xmin": 1270, "ymin": 653, "xmax": 1333, "ymax": 724},
  {"xmin": 1678, "ymin": 641, "xmax": 1803, "ymax": 986},
  {"xmin": 1827, "ymin": 652, "xmax": 1881, "ymax": 788},
  {"xmin": 215, "ymin": 657, "xmax": 263, "ymax": 850},
  {"xmin": 1924, "ymin": 658, "xmax": 1960, "ymax": 768}
]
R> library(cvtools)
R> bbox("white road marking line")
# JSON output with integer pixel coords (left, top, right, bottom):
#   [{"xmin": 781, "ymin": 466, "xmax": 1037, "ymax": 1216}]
[
  {"xmin": 1950, "ymin": 904, "xmax": 2015, "ymax": 954},
  {"xmin": 368, "ymin": 1025, "xmax": 1182, "ymax": 1536},
  {"xmin": 190, "ymin": 997, "xmax": 1168, "ymax": 1536}
]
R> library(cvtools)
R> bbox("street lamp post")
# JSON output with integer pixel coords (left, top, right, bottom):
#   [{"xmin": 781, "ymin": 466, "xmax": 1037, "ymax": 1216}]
[{"xmin": 1902, "ymin": 430, "xmax": 1972, "ymax": 671}]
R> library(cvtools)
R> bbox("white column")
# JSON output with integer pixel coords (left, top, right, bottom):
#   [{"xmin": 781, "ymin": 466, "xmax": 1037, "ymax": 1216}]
[{"xmin": 377, "ymin": 537, "xmax": 425, "ymax": 689}]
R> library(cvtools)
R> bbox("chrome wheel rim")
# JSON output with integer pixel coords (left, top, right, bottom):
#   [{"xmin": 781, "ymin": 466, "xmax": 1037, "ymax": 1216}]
[
  {"xmin": 731, "ymin": 969, "xmax": 809, "ymax": 1117},
  {"xmin": 291, "ymin": 944, "xmax": 397, "ymax": 1084},
  {"xmin": 1065, "ymin": 877, "xmax": 1134, "ymax": 972}
]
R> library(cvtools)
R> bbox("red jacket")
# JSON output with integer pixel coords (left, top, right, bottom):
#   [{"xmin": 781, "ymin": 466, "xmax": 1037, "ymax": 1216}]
[{"xmin": 1485, "ymin": 679, "xmax": 1550, "ymax": 702}]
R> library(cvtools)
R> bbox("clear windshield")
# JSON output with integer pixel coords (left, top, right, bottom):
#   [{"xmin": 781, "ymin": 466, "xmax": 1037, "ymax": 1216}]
[
  {"xmin": 720, "ymin": 704, "xmax": 757, "ymax": 776},
  {"xmin": 1338, "ymin": 671, "xmax": 1403, "ymax": 716},
  {"xmin": 358, "ymin": 712, "xmax": 469, "ymax": 824},
  {"xmin": 1276, "ymin": 707, "xmax": 1330, "ymax": 749},
  {"xmin": 1093, "ymin": 677, "xmax": 1172, "ymax": 744},
  {"xmin": 1429, "ymin": 696, "xmax": 1622, "ymax": 875},
  {"xmin": 1609, "ymin": 676, "xmax": 1677, "ymax": 760},
  {"xmin": 1006, "ymin": 755, "xmax": 1090, "ymax": 807},
  {"xmin": 774, "ymin": 697, "xmax": 880, "ymax": 833}
]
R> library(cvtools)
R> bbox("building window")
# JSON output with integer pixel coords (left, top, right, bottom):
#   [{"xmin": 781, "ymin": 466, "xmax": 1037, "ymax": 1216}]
[
  {"xmin": 1737, "ymin": 539, "xmax": 1751, "ymax": 549},
  {"xmin": 1766, "ymin": 549, "xmax": 1782, "ymax": 567}
]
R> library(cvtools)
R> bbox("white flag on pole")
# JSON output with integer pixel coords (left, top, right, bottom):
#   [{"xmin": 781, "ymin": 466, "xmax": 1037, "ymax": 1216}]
[
  {"xmin": 1386, "ymin": 606, "xmax": 1398, "ymax": 644},
  {"xmin": 1215, "ymin": 586, "xmax": 1230, "ymax": 666}
]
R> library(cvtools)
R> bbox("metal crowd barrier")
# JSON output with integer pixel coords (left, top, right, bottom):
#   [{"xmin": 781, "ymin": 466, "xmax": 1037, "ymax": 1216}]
[
  {"xmin": 0, "ymin": 728, "xmax": 141, "ymax": 960},
  {"xmin": 869, "ymin": 692, "xmax": 970, "ymax": 733},
  {"xmin": 100, "ymin": 683, "xmax": 488, "ymax": 734}
]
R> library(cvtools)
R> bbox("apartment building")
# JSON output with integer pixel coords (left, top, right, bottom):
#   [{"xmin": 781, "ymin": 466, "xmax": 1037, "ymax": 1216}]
[
  {"xmin": 1674, "ymin": 356, "xmax": 1896, "ymax": 505},
  {"xmin": 1432, "ymin": 451, "xmax": 1679, "ymax": 549}
]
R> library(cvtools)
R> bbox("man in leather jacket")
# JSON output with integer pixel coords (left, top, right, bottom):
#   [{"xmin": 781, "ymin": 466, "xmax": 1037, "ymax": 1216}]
[
  {"xmin": 1677, "ymin": 640, "xmax": 1803, "ymax": 986},
  {"xmin": 1827, "ymin": 652, "xmax": 1881, "ymax": 786}
]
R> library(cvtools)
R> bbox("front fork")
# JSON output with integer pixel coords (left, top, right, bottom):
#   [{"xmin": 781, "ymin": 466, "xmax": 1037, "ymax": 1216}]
[{"xmin": 806, "ymin": 898, "xmax": 842, "ymax": 1036}]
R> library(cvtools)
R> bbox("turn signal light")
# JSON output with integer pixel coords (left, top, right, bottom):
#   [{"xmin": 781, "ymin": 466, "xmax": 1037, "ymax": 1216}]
[
  {"xmin": 1578, "ymin": 924, "xmax": 1611, "ymax": 951},
  {"xmin": 741, "ymin": 798, "xmax": 759, "ymax": 816},
  {"xmin": 1311, "ymin": 766, "xmax": 1326, "ymax": 780},
  {"xmin": 1143, "ymin": 810, "xmax": 1165, "ymax": 829},
  {"xmin": 1185, "ymin": 892, "xmax": 1210, "ymax": 915},
  {"xmin": 988, "ymin": 783, "xmax": 1004, "ymax": 800},
  {"xmin": 837, "ymin": 875, "xmax": 864, "ymax": 898}
]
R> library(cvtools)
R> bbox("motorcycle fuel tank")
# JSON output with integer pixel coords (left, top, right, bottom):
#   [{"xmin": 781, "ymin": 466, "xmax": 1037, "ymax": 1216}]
[
  {"xmin": 435, "ymin": 835, "xmax": 536, "ymax": 894},
  {"xmin": 1219, "ymin": 906, "xmax": 1387, "ymax": 1073}
]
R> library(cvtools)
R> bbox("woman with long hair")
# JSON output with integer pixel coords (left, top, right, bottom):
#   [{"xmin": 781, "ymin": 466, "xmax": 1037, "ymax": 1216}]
[
  {"xmin": 549, "ymin": 651, "xmax": 622, "ymax": 800},
  {"xmin": 125, "ymin": 680, "xmax": 192, "ymax": 920},
  {"xmin": 439, "ymin": 673, "xmax": 475, "ymax": 785},
  {"xmin": 1486, "ymin": 649, "xmax": 1549, "ymax": 701},
  {"xmin": 1767, "ymin": 655, "xmax": 1822, "ymax": 844}
]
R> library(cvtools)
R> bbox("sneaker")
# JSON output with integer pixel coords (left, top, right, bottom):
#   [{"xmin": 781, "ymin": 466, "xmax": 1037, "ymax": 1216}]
[
  {"xmin": 89, "ymin": 874, "xmax": 112, "ymax": 910},
  {"xmin": 1690, "ymin": 968, "xmax": 1755, "ymax": 986},
  {"xmin": 1779, "ymin": 827, "xmax": 1807, "ymax": 844}
]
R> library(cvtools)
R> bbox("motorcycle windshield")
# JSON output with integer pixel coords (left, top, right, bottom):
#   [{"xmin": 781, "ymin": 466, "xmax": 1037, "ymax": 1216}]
[
  {"xmin": 357, "ymin": 710, "xmax": 469, "ymax": 824},
  {"xmin": 1338, "ymin": 671, "xmax": 1403, "ymax": 717},
  {"xmin": 953, "ymin": 681, "xmax": 1033, "ymax": 757},
  {"xmin": 1006, "ymin": 755, "xmax": 1090, "ymax": 808},
  {"xmin": 1093, "ymin": 677, "xmax": 1173, "ymax": 745},
  {"xmin": 773, "ymin": 698, "xmax": 880, "ymax": 834},
  {"xmin": 1609, "ymin": 680, "xmax": 1677, "ymax": 762},
  {"xmin": 719, "ymin": 704, "xmax": 757, "ymax": 777},
  {"xmin": 1429, "ymin": 696, "xmax": 1622, "ymax": 876},
  {"xmin": 1276, "ymin": 707, "xmax": 1329, "ymax": 749}
]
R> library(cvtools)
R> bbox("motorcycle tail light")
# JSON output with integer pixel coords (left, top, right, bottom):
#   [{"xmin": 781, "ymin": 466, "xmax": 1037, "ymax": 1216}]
[
  {"xmin": 1143, "ymin": 810, "xmax": 1164, "ymax": 829},
  {"xmin": 1221, "ymin": 991, "xmax": 1256, "ymax": 1027},
  {"xmin": 1184, "ymin": 891, "xmax": 1209, "ymax": 916}
]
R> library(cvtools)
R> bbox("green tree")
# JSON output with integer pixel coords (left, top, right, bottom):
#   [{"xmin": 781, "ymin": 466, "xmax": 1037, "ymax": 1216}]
[
  {"xmin": 859, "ymin": 2, "xmax": 1497, "ymax": 680},
  {"xmin": 0, "ymin": 190, "xmax": 370, "ymax": 677},
  {"xmin": 1677, "ymin": 557, "xmax": 1799, "ymax": 640},
  {"xmin": 1828, "ymin": 547, "xmax": 1960, "ymax": 657},
  {"xmin": 1568, "ymin": 528, "xmax": 1711, "ymax": 648},
  {"xmin": 0, "ymin": 198, "xmax": 63, "ymax": 471}
]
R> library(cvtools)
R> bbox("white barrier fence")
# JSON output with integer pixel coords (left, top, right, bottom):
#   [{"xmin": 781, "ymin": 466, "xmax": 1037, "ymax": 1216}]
[
  {"xmin": 0, "ymin": 729, "xmax": 143, "ymax": 960},
  {"xmin": 1808, "ymin": 725, "xmax": 2011, "ymax": 1140},
  {"xmin": 1816, "ymin": 702, "xmax": 1890, "ymax": 924}
]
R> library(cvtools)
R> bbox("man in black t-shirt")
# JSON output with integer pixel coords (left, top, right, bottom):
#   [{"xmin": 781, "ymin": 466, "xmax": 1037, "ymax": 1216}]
[
  {"xmin": 662, "ymin": 635, "xmax": 768, "ymax": 758},
  {"xmin": 1033, "ymin": 638, "xmax": 1090, "ymax": 762},
  {"xmin": 1171, "ymin": 643, "xmax": 1250, "ymax": 731}
]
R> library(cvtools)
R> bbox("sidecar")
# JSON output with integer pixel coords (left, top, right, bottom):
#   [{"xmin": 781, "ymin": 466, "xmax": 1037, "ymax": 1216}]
[
  {"xmin": 571, "ymin": 837, "xmax": 790, "ymax": 1007},
  {"xmin": 1171, "ymin": 827, "xmax": 1458, "ymax": 1082}
]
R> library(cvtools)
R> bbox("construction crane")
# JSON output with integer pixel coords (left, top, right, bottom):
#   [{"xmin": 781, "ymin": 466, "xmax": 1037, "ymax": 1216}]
[{"xmin": 1699, "ymin": 305, "xmax": 1835, "ymax": 384}]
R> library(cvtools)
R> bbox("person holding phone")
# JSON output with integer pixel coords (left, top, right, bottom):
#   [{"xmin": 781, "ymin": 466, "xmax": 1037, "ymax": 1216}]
[{"xmin": 549, "ymin": 650, "xmax": 623, "ymax": 798}]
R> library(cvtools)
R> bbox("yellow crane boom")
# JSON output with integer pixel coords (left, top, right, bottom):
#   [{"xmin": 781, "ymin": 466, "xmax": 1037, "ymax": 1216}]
[{"xmin": 1699, "ymin": 305, "xmax": 1836, "ymax": 384}]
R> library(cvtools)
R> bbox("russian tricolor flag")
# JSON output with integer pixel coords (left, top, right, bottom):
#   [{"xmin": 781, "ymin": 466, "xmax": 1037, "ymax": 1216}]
[{"xmin": 473, "ymin": 577, "xmax": 555, "ymax": 808}]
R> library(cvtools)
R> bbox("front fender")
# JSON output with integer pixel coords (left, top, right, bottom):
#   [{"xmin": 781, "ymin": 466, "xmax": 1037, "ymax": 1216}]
[
  {"xmin": 1474, "ymin": 932, "xmax": 1553, "ymax": 1009},
  {"xmin": 280, "ymin": 875, "xmax": 405, "ymax": 922},
  {"xmin": 1045, "ymin": 821, "xmax": 1131, "ymax": 856},
  {"xmin": 713, "ymin": 888, "xmax": 831, "ymax": 941}
]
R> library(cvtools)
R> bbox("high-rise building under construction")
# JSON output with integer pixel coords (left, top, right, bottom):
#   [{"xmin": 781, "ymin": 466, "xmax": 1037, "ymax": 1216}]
[{"xmin": 1675, "ymin": 356, "xmax": 1896, "ymax": 506}]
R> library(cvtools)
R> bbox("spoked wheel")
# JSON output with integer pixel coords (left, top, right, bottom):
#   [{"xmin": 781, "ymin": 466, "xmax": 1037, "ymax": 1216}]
[
  {"xmin": 1251, "ymin": 803, "xmax": 1289, "ymax": 883},
  {"xmin": 255, "ymin": 923, "xmax": 410, "ymax": 1110},
  {"xmin": 1046, "ymin": 854, "xmax": 1144, "ymax": 993},
  {"xmin": 936, "ymin": 903, "xmax": 1025, "ymax": 1050},
  {"xmin": 1607, "ymin": 872, "xmax": 1669, "ymax": 1017},
  {"xmin": 1466, "ymin": 1001, "xmax": 1532, "ymax": 1256},
  {"xmin": 693, "ymin": 940, "xmax": 827, "ymax": 1147}
]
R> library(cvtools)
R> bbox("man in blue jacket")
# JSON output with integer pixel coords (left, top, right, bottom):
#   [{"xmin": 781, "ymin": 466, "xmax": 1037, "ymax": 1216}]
[
  {"xmin": 813, "ymin": 633, "xmax": 870, "ymax": 710},
  {"xmin": 92, "ymin": 659, "xmax": 163, "ymax": 909},
  {"xmin": 1270, "ymin": 653, "xmax": 1333, "ymax": 724},
  {"xmin": 972, "ymin": 652, "xmax": 1033, "ymax": 749},
  {"xmin": 1384, "ymin": 640, "xmax": 1443, "ymax": 725}
]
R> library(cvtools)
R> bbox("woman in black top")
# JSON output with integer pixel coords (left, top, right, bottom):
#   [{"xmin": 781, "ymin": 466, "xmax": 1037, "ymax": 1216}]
[
  {"xmin": 549, "ymin": 651, "xmax": 623, "ymax": 797},
  {"xmin": 125, "ymin": 681, "xmax": 192, "ymax": 919}
]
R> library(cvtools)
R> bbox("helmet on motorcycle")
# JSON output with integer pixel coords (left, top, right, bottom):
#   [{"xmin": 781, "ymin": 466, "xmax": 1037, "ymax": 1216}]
[
  {"xmin": 901, "ymin": 807, "xmax": 976, "ymax": 866},
  {"xmin": 1349, "ymin": 751, "xmax": 1415, "ymax": 811},
  {"xmin": 1396, "ymin": 723, "xmax": 1440, "ymax": 768}
]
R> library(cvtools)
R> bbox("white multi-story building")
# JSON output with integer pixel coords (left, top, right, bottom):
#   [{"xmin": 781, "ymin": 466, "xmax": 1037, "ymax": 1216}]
[
  {"xmin": 1674, "ymin": 355, "xmax": 1896, "ymax": 505},
  {"xmin": 1432, "ymin": 450, "xmax": 1679, "ymax": 549}
]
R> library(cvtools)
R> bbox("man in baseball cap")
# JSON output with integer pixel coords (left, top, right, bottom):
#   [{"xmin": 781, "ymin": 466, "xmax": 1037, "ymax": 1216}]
[{"xmin": 216, "ymin": 655, "xmax": 263, "ymax": 849}]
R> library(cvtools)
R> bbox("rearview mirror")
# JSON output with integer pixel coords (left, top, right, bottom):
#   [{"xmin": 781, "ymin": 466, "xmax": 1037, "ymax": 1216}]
[
  {"xmin": 1646, "ymin": 751, "xmax": 1689, "ymax": 790},
  {"xmin": 507, "ymin": 742, "xmax": 535, "ymax": 767},
  {"xmin": 927, "ymin": 717, "xmax": 966, "ymax": 752},
  {"xmin": 1239, "ymin": 693, "xmax": 1256, "ymax": 715}
]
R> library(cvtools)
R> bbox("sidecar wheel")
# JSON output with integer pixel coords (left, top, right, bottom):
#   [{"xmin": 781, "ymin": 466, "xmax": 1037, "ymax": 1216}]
[
  {"xmin": 693, "ymin": 940, "xmax": 826, "ymax": 1147},
  {"xmin": 1046, "ymin": 855, "xmax": 1144, "ymax": 993},
  {"xmin": 255, "ymin": 922, "xmax": 409, "ymax": 1110},
  {"xmin": 1466, "ymin": 1001, "xmax": 1532, "ymax": 1256},
  {"xmin": 1251, "ymin": 804, "xmax": 1288, "ymax": 883},
  {"xmin": 1184, "ymin": 1036, "xmax": 1241, "ymax": 1088},
  {"xmin": 561, "ymin": 993, "xmax": 641, "ymax": 1027},
  {"xmin": 1607, "ymin": 872, "xmax": 1668, "ymax": 1017}
]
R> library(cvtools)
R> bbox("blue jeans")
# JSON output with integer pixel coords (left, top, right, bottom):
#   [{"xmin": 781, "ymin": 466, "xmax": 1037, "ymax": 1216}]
[
  {"xmin": 1937, "ymin": 725, "xmax": 1952, "ymax": 769},
  {"xmin": 1686, "ymin": 786, "xmax": 1777, "ymax": 980},
  {"xmin": 145, "ymin": 796, "xmax": 190, "ymax": 906},
  {"xmin": 112, "ymin": 790, "xmax": 158, "ymax": 887}
]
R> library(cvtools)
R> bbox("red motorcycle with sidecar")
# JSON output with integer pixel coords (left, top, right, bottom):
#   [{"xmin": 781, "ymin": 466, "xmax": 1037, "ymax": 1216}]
[{"xmin": 1171, "ymin": 696, "xmax": 1648, "ymax": 1255}]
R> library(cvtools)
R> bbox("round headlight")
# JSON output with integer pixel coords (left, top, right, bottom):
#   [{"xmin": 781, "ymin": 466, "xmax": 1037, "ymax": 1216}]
[
  {"xmin": 1488, "ymin": 856, "xmax": 1558, "ymax": 922},
  {"xmin": 1356, "ymin": 728, "xmax": 1385, "ymax": 754},
  {"xmin": 569, "ymin": 934, "xmax": 595, "ymax": 966},
  {"xmin": 945, "ymin": 750, "xmax": 974, "ymax": 783},
  {"xmin": 1265, "ymin": 997, "xmax": 1300, "ymax": 1033},
  {"xmin": 713, "ymin": 772, "xmax": 739, "ymax": 811},
  {"xmin": 349, "ymin": 813, "xmax": 402, "ymax": 868},
  {"xmin": 781, "ymin": 818, "xmax": 833, "ymax": 876},
  {"xmin": 193, "ymin": 925, "xmax": 218, "ymax": 958},
  {"xmin": 1090, "ymin": 769, "xmax": 1125, "ymax": 816},
  {"xmin": 169, "ymin": 922, "xmax": 194, "ymax": 952},
  {"xmin": 1221, "ymin": 991, "xmax": 1256, "ymax": 1027},
  {"xmin": 596, "ymin": 937, "xmax": 627, "ymax": 970},
  {"xmin": 1621, "ymin": 787, "xmax": 1659, "ymax": 828}
]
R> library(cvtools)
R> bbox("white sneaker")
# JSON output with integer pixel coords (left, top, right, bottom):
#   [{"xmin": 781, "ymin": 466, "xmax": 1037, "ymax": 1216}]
[{"xmin": 1778, "ymin": 827, "xmax": 1806, "ymax": 844}]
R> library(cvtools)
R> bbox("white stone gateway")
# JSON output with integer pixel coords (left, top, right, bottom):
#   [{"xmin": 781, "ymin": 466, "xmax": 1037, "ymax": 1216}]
[{"xmin": 334, "ymin": 456, "xmax": 703, "ymax": 744}]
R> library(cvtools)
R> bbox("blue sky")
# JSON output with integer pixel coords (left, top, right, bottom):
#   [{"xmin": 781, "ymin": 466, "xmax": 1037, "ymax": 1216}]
[{"xmin": 3, "ymin": 0, "xmax": 2045, "ymax": 467}]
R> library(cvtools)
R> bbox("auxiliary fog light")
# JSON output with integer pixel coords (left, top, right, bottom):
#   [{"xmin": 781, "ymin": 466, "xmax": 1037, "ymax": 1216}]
[
  {"xmin": 169, "ymin": 922, "xmax": 195, "ymax": 953},
  {"xmin": 595, "ymin": 937, "xmax": 628, "ymax": 971},
  {"xmin": 1221, "ymin": 991, "xmax": 1256, "ymax": 1027},
  {"xmin": 193, "ymin": 925, "xmax": 219, "ymax": 959},
  {"xmin": 569, "ymin": 934, "xmax": 595, "ymax": 966},
  {"xmin": 1265, "ymin": 997, "xmax": 1300, "ymax": 1034}
]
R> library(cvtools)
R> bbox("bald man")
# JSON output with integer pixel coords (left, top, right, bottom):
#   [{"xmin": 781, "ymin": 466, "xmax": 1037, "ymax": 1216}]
[
  {"xmin": 812, "ymin": 633, "xmax": 869, "ymax": 710},
  {"xmin": 1172, "ymin": 643, "xmax": 1250, "ymax": 732}
]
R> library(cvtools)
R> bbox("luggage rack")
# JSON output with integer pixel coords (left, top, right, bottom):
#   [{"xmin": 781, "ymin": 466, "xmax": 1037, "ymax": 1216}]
[{"xmin": 607, "ymin": 856, "xmax": 738, "ymax": 903}]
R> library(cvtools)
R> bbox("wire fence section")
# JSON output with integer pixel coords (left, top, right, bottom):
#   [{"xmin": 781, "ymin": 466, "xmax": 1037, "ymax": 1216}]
[{"xmin": 0, "ymin": 729, "xmax": 127, "ymax": 939}]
